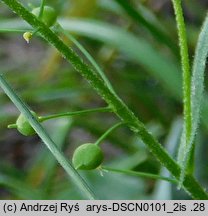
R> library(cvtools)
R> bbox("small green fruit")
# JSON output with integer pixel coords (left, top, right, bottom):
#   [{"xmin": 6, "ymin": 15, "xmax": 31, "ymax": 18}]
[
  {"xmin": 72, "ymin": 143, "xmax": 104, "ymax": 170},
  {"xmin": 32, "ymin": 6, "xmax": 57, "ymax": 27},
  {"xmin": 16, "ymin": 111, "xmax": 37, "ymax": 136}
]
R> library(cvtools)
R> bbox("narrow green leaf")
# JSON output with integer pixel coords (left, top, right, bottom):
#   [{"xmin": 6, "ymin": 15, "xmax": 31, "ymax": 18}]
[
  {"xmin": 179, "ymin": 12, "xmax": 208, "ymax": 185},
  {"xmin": 191, "ymin": 13, "xmax": 208, "ymax": 157}
]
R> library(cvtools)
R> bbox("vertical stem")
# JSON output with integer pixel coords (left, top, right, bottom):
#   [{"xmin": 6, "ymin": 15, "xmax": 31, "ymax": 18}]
[
  {"xmin": 38, "ymin": 0, "xmax": 45, "ymax": 18},
  {"xmin": 172, "ymin": 1, "xmax": 192, "ymax": 165}
]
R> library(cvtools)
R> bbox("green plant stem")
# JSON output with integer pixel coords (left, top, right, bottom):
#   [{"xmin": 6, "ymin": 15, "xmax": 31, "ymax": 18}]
[
  {"xmin": 172, "ymin": 0, "xmax": 192, "ymax": 149},
  {"xmin": 95, "ymin": 122, "xmax": 125, "ymax": 145},
  {"xmin": 171, "ymin": 0, "xmax": 192, "ymax": 185},
  {"xmin": 102, "ymin": 167, "xmax": 177, "ymax": 184},
  {"xmin": 38, "ymin": 0, "xmax": 45, "ymax": 19},
  {"xmin": 2, "ymin": 0, "xmax": 208, "ymax": 199},
  {"xmin": 7, "ymin": 123, "xmax": 17, "ymax": 129},
  {"xmin": 39, "ymin": 107, "xmax": 111, "ymax": 122},
  {"xmin": 0, "ymin": 28, "xmax": 27, "ymax": 33},
  {"xmin": 0, "ymin": 74, "xmax": 95, "ymax": 200},
  {"xmin": 7, "ymin": 107, "xmax": 111, "ymax": 128}
]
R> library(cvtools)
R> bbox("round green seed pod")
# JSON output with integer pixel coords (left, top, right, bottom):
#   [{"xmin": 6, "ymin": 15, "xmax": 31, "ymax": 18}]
[
  {"xmin": 72, "ymin": 143, "xmax": 104, "ymax": 170},
  {"xmin": 16, "ymin": 111, "xmax": 37, "ymax": 136},
  {"xmin": 32, "ymin": 6, "xmax": 57, "ymax": 27}
]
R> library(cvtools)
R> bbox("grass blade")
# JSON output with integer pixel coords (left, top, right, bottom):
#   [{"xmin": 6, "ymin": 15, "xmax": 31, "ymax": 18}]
[
  {"xmin": 191, "ymin": 13, "xmax": 208, "ymax": 159},
  {"xmin": 180, "ymin": 12, "xmax": 208, "ymax": 185}
]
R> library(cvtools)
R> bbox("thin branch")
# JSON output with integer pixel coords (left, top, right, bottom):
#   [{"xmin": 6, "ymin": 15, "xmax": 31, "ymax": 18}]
[{"xmin": 102, "ymin": 167, "xmax": 177, "ymax": 184}]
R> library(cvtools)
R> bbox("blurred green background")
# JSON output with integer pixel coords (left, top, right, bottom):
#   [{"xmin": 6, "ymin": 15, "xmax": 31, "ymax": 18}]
[{"xmin": 0, "ymin": 0, "xmax": 208, "ymax": 199}]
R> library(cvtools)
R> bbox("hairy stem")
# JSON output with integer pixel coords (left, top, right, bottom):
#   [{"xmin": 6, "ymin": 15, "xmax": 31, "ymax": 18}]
[
  {"xmin": 171, "ymin": 0, "xmax": 192, "ymax": 184},
  {"xmin": 172, "ymin": 0, "xmax": 192, "ymax": 152},
  {"xmin": 2, "ymin": 0, "xmax": 208, "ymax": 199}
]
